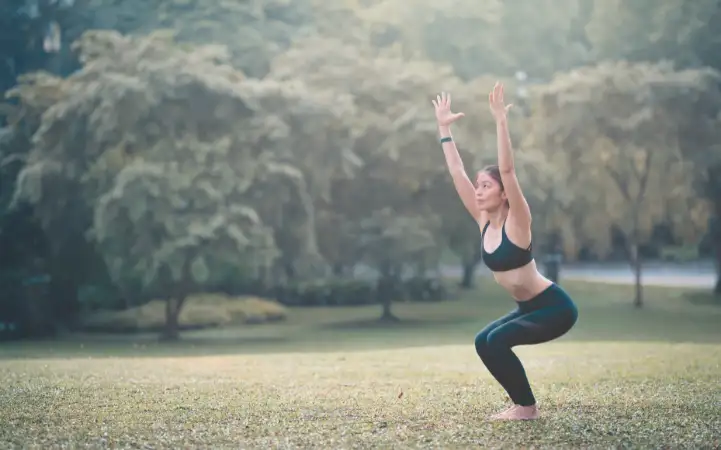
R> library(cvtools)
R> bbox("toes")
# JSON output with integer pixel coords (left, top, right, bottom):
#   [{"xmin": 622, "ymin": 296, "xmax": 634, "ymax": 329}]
[{"xmin": 489, "ymin": 406, "xmax": 539, "ymax": 421}]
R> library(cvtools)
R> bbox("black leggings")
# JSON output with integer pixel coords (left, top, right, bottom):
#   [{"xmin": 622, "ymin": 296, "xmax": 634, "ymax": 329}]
[{"xmin": 474, "ymin": 283, "xmax": 578, "ymax": 406}]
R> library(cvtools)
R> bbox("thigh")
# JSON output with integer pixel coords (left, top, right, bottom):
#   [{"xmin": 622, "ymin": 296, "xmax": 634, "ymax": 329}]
[
  {"xmin": 476, "ymin": 308, "xmax": 523, "ymax": 342},
  {"xmin": 487, "ymin": 305, "xmax": 577, "ymax": 348}
]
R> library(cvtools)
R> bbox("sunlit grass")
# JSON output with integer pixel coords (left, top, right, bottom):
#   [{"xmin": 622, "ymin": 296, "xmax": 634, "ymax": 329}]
[{"xmin": 0, "ymin": 280, "xmax": 719, "ymax": 448}]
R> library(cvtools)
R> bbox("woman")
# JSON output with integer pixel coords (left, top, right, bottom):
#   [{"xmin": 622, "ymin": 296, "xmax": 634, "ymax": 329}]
[{"xmin": 431, "ymin": 83, "xmax": 579, "ymax": 421}]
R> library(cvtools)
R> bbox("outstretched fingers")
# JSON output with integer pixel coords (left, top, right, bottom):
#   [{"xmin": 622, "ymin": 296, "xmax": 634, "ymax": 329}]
[
  {"xmin": 434, "ymin": 92, "xmax": 452, "ymax": 110},
  {"xmin": 489, "ymin": 82, "xmax": 509, "ymax": 110}
]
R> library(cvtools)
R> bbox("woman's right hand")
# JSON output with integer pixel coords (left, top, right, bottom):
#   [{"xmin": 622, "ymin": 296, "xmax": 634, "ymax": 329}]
[{"xmin": 432, "ymin": 92, "xmax": 465, "ymax": 127}]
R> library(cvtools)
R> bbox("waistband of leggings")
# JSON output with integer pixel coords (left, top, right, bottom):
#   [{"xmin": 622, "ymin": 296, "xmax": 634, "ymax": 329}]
[{"xmin": 516, "ymin": 283, "xmax": 574, "ymax": 312}]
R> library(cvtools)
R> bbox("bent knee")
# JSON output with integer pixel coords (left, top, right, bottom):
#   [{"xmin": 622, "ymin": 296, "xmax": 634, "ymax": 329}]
[{"xmin": 474, "ymin": 331, "xmax": 490, "ymax": 354}]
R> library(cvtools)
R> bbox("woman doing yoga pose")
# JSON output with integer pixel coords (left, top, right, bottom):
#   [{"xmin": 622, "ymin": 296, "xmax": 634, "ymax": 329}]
[{"xmin": 431, "ymin": 83, "xmax": 579, "ymax": 421}]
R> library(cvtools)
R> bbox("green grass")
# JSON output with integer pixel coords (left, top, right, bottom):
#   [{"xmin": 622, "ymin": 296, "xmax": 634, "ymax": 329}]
[{"xmin": 1, "ymin": 280, "xmax": 720, "ymax": 448}]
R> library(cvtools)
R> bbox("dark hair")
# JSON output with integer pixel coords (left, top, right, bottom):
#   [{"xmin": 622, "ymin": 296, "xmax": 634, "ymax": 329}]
[
  {"xmin": 481, "ymin": 164, "xmax": 504, "ymax": 191},
  {"xmin": 479, "ymin": 164, "xmax": 509, "ymax": 206}
]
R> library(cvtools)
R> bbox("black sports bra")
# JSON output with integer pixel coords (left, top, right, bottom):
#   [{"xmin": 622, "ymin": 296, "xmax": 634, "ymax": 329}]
[{"xmin": 480, "ymin": 221, "xmax": 534, "ymax": 272}]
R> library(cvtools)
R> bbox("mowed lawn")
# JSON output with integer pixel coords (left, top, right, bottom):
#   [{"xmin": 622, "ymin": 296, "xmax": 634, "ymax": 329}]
[{"xmin": 1, "ymin": 280, "xmax": 720, "ymax": 449}]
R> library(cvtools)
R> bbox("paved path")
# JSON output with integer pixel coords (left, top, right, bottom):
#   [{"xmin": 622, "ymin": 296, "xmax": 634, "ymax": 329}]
[
  {"xmin": 355, "ymin": 260, "xmax": 716, "ymax": 288},
  {"xmin": 449, "ymin": 261, "xmax": 717, "ymax": 288},
  {"xmin": 554, "ymin": 264, "xmax": 715, "ymax": 288}
]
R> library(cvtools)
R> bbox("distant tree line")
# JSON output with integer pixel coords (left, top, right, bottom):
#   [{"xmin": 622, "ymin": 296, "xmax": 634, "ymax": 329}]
[{"xmin": 1, "ymin": 0, "xmax": 721, "ymax": 340}]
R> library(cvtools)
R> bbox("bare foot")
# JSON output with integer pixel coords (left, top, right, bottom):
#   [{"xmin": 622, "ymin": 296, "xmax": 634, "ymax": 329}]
[
  {"xmin": 490, "ymin": 404, "xmax": 539, "ymax": 421},
  {"xmin": 489, "ymin": 404, "xmax": 516, "ymax": 419}
]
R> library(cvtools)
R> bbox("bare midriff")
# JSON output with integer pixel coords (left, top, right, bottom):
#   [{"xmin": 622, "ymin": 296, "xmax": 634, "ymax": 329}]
[{"xmin": 489, "ymin": 259, "xmax": 554, "ymax": 301}]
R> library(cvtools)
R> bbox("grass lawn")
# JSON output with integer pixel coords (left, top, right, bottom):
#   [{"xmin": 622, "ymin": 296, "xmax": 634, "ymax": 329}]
[{"xmin": 1, "ymin": 279, "xmax": 720, "ymax": 448}]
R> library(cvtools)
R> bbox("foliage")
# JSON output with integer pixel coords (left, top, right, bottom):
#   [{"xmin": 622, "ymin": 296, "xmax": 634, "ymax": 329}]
[
  {"xmin": 6, "ymin": 30, "xmax": 355, "ymax": 338},
  {"xmin": 525, "ymin": 60, "xmax": 721, "ymax": 305},
  {"xmin": 267, "ymin": 36, "xmax": 501, "ymax": 281},
  {"xmin": 93, "ymin": 160, "xmax": 279, "ymax": 295},
  {"xmin": 330, "ymin": 0, "xmax": 589, "ymax": 80},
  {"xmin": 77, "ymin": 294, "xmax": 287, "ymax": 333},
  {"xmin": 266, "ymin": 276, "xmax": 448, "ymax": 307},
  {"xmin": 4, "ymin": 0, "xmax": 721, "ymax": 338},
  {"xmin": 585, "ymin": 0, "xmax": 721, "ymax": 68},
  {"xmin": 356, "ymin": 208, "xmax": 441, "ymax": 276},
  {"xmin": 84, "ymin": 0, "xmax": 316, "ymax": 77}
]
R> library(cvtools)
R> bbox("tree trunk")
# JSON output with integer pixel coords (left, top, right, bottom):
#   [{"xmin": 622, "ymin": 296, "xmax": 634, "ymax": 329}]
[
  {"xmin": 378, "ymin": 266, "xmax": 399, "ymax": 322},
  {"xmin": 629, "ymin": 241, "xmax": 643, "ymax": 308},
  {"xmin": 545, "ymin": 258, "xmax": 561, "ymax": 284},
  {"xmin": 380, "ymin": 294, "xmax": 398, "ymax": 322},
  {"xmin": 283, "ymin": 260, "xmax": 296, "ymax": 281},
  {"xmin": 711, "ymin": 210, "xmax": 721, "ymax": 296},
  {"xmin": 161, "ymin": 296, "xmax": 185, "ymax": 341},
  {"xmin": 460, "ymin": 263, "xmax": 476, "ymax": 289},
  {"xmin": 543, "ymin": 230, "xmax": 563, "ymax": 284},
  {"xmin": 459, "ymin": 246, "xmax": 482, "ymax": 289},
  {"xmin": 714, "ymin": 241, "xmax": 721, "ymax": 296},
  {"xmin": 47, "ymin": 255, "xmax": 80, "ymax": 325}
]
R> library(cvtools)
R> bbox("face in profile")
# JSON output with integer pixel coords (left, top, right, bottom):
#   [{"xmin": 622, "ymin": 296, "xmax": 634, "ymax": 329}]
[{"xmin": 475, "ymin": 170, "xmax": 507, "ymax": 212}]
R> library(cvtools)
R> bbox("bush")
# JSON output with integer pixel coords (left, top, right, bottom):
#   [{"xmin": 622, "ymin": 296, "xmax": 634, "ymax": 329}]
[
  {"xmin": 272, "ymin": 279, "xmax": 377, "ymax": 306},
  {"xmin": 77, "ymin": 293, "xmax": 287, "ymax": 333},
  {"xmin": 401, "ymin": 277, "xmax": 447, "ymax": 302},
  {"xmin": 270, "ymin": 276, "xmax": 448, "ymax": 307},
  {"xmin": 660, "ymin": 245, "xmax": 700, "ymax": 262}
]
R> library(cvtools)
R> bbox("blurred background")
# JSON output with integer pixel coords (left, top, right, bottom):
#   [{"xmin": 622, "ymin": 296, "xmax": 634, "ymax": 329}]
[{"xmin": 1, "ymin": 0, "xmax": 720, "ymax": 346}]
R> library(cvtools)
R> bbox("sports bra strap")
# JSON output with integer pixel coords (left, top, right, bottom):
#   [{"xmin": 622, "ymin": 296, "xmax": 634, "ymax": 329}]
[{"xmin": 481, "ymin": 221, "xmax": 491, "ymax": 238}]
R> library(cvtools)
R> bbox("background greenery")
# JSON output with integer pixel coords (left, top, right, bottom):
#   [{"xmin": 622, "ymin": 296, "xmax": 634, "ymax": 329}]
[
  {"xmin": 1, "ymin": 0, "xmax": 720, "ymax": 339},
  {"xmin": 2, "ymin": 2, "xmax": 721, "ymax": 447}
]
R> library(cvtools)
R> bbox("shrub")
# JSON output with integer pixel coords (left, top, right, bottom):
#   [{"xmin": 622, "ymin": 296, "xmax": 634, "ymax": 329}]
[
  {"xmin": 401, "ymin": 276, "xmax": 448, "ymax": 302},
  {"xmin": 273, "ymin": 279, "xmax": 377, "ymax": 306},
  {"xmin": 270, "ymin": 276, "xmax": 448, "ymax": 307},
  {"xmin": 77, "ymin": 293, "xmax": 287, "ymax": 333}
]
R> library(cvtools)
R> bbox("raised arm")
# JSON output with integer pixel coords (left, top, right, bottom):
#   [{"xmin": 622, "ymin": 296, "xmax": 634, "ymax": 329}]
[
  {"xmin": 432, "ymin": 92, "xmax": 483, "ymax": 223},
  {"xmin": 489, "ymin": 82, "xmax": 532, "ymax": 228}
]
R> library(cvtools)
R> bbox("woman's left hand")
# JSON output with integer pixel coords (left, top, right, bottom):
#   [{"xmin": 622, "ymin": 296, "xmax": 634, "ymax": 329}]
[{"xmin": 489, "ymin": 81, "xmax": 512, "ymax": 119}]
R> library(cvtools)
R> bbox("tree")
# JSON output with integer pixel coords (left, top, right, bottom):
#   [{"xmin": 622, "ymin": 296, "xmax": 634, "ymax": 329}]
[
  {"xmin": 329, "ymin": 0, "xmax": 589, "ymax": 80},
  {"xmin": 422, "ymin": 170, "xmax": 483, "ymax": 288},
  {"xmin": 0, "ymin": 0, "xmax": 81, "ymax": 95},
  {"xmin": 356, "ymin": 208, "xmax": 441, "ymax": 321},
  {"xmin": 585, "ymin": 0, "xmax": 721, "ymax": 69},
  {"xmin": 83, "ymin": 0, "xmax": 317, "ymax": 77},
  {"xmin": 267, "ymin": 36, "xmax": 466, "ymax": 315},
  {"xmin": 2, "ymin": 69, "xmax": 111, "ymax": 323},
  {"xmin": 585, "ymin": 0, "xmax": 721, "ymax": 294},
  {"xmin": 93, "ymin": 159, "xmax": 278, "ymax": 340},
  {"xmin": 525, "ymin": 60, "xmax": 718, "ymax": 307},
  {"xmin": 239, "ymin": 78, "xmax": 359, "ymax": 281},
  {"xmin": 8, "ymin": 30, "xmax": 339, "ymax": 338}
]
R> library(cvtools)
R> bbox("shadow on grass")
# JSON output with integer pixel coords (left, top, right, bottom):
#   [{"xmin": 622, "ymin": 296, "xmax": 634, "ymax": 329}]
[
  {"xmin": 2, "ymin": 281, "xmax": 720, "ymax": 360},
  {"xmin": 683, "ymin": 291, "xmax": 721, "ymax": 307},
  {"xmin": 0, "ymin": 334, "xmax": 292, "ymax": 360},
  {"xmin": 318, "ymin": 315, "xmax": 479, "ymax": 330}
]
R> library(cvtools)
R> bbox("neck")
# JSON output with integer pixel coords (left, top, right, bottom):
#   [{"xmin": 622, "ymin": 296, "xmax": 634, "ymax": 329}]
[{"xmin": 486, "ymin": 205, "xmax": 508, "ymax": 229}]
